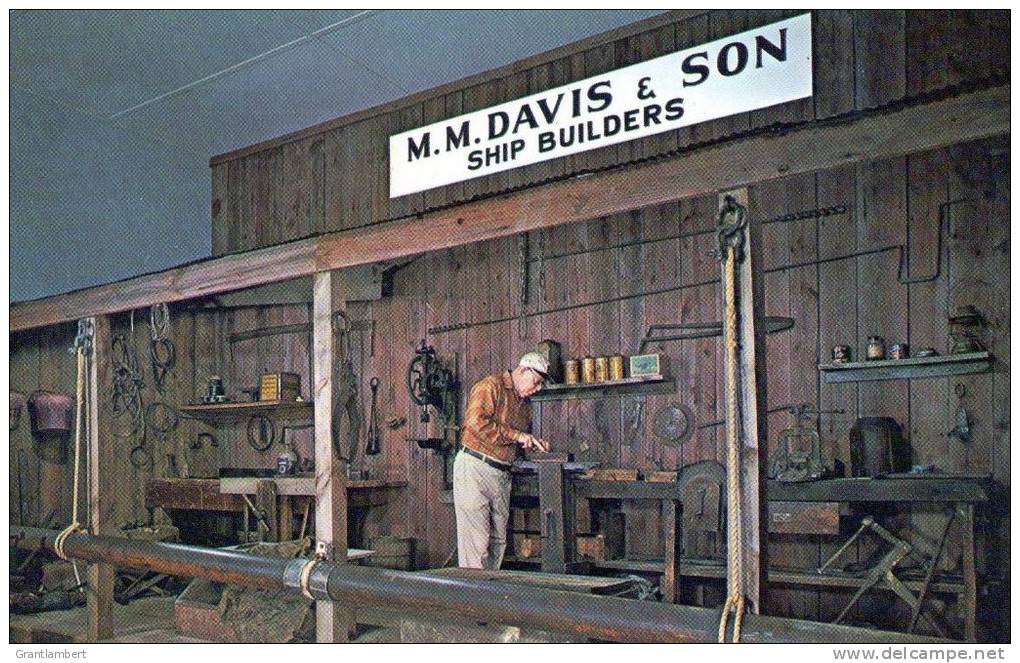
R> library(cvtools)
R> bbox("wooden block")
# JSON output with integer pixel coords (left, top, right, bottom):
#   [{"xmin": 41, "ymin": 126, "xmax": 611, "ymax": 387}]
[
  {"xmin": 768, "ymin": 501, "xmax": 842, "ymax": 535},
  {"xmin": 599, "ymin": 511, "xmax": 626, "ymax": 560},
  {"xmin": 581, "ymin": 468, "xmax": 640, "ymax": 481},
  {"xmin": 645, "ymin": 471, "xmax": 678, "ymax": 483},
  {"xmin": 576, "ymin": 534, "xmax": 607, "ymax": 562},
  {"xmin": 518, "ymin": 537, "xmax": 543, "ymax": 559}
]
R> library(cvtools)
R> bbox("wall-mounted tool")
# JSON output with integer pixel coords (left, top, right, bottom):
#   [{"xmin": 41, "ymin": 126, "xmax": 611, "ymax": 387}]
[
  {"xmin": 366, "ymin": 378, "xmax": 381, "ymax": 456},
  {"xmin": 638, "ymin": 316, "xmax": 794, "ymax": 353},
  {"xmin": 769, "ymin": 404, "xmax": 844, "ymax": 483},
  {"xmin": 148, "ymin": 304, "xmax": 175, "ymax": 393},
  {"xmin": 407, "ymin": 341, "xmax": 460, "ymax": 490},
  {"xmin": 246, "ymin": 415, "xmax": 276, "ymax": 453},
  {"xmin": 948, "ymin": 407, "xmax": 972, "ymax": 445},
  {"xmin": 652, "ymin": 404, "xmax": 694, "ymax": 449},
  {"xmin": 407, "ymin": 340, "xmax": 458, "ymax": 423}
]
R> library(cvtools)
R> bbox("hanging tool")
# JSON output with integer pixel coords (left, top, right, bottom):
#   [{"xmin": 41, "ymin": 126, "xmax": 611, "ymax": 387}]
[
  {"xmin": 407, "ymin": 340, "xmax": 457, "ymax": 423},
  {"xmin": 246, "ymin": 415, "xmax": 276, "ymax": 453},
  {"xmin": 332, "ymin": 311, "xmax": 363, "ymax": 463},
  {"xmin": 652, "ymin": 404, "xmax": 695, "ymax": 448},
  {"xmin": 638, "ymin": 316, "xmax": 795, "ymax": 353},
  {"xmin": 148, "ymin": 303, "xmax": 175, "ymax": 393},
  {"xmin": 366, "ymin": 377, "xmax": 381, "ymax": 456}
]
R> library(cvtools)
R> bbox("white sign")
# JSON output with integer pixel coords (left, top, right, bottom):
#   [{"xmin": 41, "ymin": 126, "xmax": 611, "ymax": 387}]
[{"xmin": 389, "ymin": 13, "xmax": 812, "ymax": 198}]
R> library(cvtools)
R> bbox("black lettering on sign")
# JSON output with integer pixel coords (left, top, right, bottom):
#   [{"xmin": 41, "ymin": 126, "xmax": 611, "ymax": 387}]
[
  {"xmin": 587, "ymin": 80, "xmax": 613, "ymax": 112},
  {"xmin": 488, "ymin": 112, "xmax": 509, "ymax": 140},
  {"xmin": 446, "ymin": 121, "xmax": 471, "ymax": 150},
  {"xmin": 513, "ymin": 104, "xmax": 539, "ymax": 133},
  {"xmin": 756, "ymin": 28, "xmax": 788, "ymax": 68},
  {"xmin": 718, "ymin": 42, "xmax": 748, "ymax": 76},
  {"xmin": 681, "ymin": 52, "xmax": 710, "ymax": 87},
  {"xmin": 407, "ymin": 132, "xmax": 431, "ymax": 162},
  {"xmin": 664, "ymin": 97, "xmax": 685, "ymax": 121},
  {"xmin": 536, "ymin": 94, "xmax": 564, "ymax": 124}
]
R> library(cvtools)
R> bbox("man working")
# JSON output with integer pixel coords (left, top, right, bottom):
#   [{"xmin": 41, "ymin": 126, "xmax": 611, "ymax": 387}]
[{"xmin": 454, "ymin": 351, "xmax": 551, "ymax": 569}]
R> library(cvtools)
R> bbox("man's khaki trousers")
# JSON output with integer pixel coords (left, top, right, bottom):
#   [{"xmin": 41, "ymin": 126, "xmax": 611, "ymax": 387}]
[{"xmin": 453, "ymin": 450, "xmax": 511, "ymax": 569}]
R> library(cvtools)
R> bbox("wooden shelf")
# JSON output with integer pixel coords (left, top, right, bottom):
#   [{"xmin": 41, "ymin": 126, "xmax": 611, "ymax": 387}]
[
  {"xmin": 531, "ymin": 374, "xmax": 673, "ymax": 402},
  {"xmin": 818, "ymin": 351, "xmax": 991, "ymax": 384},
  {"xmin": 179, "ymin": 399, "xmax": 314, "ymax": 422}
]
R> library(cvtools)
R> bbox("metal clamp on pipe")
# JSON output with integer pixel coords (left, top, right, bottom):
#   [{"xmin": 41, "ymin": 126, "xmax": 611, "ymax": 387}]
[{"xmin": 283, "ymin": 558, "xmax": 332, "ymax": 601}]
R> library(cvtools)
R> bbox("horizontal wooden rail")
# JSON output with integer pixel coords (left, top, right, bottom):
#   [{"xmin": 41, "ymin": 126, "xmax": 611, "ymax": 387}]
[{"xmin": 10, "ymin": 84, "xmax": 1009, "ymax": 333}]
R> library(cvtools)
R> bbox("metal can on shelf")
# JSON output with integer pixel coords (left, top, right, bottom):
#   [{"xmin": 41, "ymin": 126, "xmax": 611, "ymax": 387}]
[
  {"xmin": 564, "ymin": 359, "xmax": 581, "ymax": 385},
  {"xmin": 609, "ymin": 354, "xmax": 626, "ymax": 381},
  {"xmin": 594, "ymin": 356, "xmax": 610, "ymax": 383},
  {"xmin": 889, "ymin": 343, "xmax": 909, "ymax": 360},
  {"xmin": 866, "ymin": 336, "xmax": 886, "ymax": 361},
  {"xmin": 832, "ymin": 345, "xmax": 852, "ymax": 363},
  {"xmin": 581, "ymin": 356, "xmax": 597, "ymax": 384}
]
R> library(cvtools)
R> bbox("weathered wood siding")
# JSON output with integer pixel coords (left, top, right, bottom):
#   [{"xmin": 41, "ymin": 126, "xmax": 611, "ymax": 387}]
[
  {"xmin": 8, "ymin": 8, "xmax": 1009, "ymax": 639},
  {"xmin": 209, "ymin": 10, "xmax": 1008, "ymax": 257}
]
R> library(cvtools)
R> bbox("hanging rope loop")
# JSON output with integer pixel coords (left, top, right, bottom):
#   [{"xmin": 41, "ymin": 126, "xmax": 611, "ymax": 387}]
[{"xmin": 716, "ymin": 197, "xmax": 750, "ymax": 643}]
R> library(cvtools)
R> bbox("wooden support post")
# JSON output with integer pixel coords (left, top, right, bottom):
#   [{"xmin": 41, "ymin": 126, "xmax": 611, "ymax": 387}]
[
  {"xmin": 537, "ymin": 460, "xmax": 576, "ymax": 574},
  {"xmin": 278, "ymin": 496, "xmax": 294, "ymax": 541},
  {"xmin": 86, "ymin": 315, "xmax": 115, "ymax": 641},
  {"xmin": 958, "ymin": 503, "xmax": 978, "ymax": 642},
  {"xmin": 312, "ymin": 271, "xmax": 352, "ymax": 642},
  {"xmin": 662, "ymin": 499, "xmax": 683, "ymax": 604},
  {"xmin": 255, "ymin": 480, "xmax": 279, "ymax": 542},
  {"xmin": 718, "ymin": 189, "xmax": 769, "ymax": 614}
]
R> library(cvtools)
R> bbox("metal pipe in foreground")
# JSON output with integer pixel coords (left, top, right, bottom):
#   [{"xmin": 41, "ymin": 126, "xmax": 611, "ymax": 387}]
[{"xmin": 10, "ymin": 527, "xmax": 943, "ymax": 644}]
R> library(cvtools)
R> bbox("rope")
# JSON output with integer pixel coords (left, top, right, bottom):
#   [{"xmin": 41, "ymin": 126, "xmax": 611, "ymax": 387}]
[
  {"xmin": 718, "ymin": 242, "xmax": 747, "ymax": 643},
  {"xmin": 56, "ymin": 321, "xmax": 92, "ymax": 592},
  {"xmin": 299, "ymin": 558, "xmax": 320, "ymax": 600}
]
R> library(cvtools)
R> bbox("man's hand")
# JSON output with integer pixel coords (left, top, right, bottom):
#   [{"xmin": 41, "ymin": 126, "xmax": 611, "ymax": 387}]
[{"xmin": 518, "ymin": 433, "xmax": 550, "ymax": 453}]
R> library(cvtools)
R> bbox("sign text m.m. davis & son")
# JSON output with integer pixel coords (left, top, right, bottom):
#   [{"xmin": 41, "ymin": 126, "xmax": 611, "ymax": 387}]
[{"xmin": 389, "ymin": 13, "xmax": 812, "ymax": 198}]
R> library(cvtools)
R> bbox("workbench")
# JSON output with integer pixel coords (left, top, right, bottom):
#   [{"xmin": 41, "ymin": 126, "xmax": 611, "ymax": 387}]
[
  {"xmin": 510, "ymin": 469, "xmax": 995, "ymax": 640},
  {"xmin": 145, "ymin": 477, "xmax": 406, "ymax": 543}
]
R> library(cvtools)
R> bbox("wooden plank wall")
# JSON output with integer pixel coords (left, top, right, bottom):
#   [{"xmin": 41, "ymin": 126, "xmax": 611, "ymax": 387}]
[
  {"xmin": 8, "ymin": 8, "xmax": 1009, "ymax": 636},
  {"xmin": 209, "ymin": 10, "xmax": 1008, "ymax": 258}
]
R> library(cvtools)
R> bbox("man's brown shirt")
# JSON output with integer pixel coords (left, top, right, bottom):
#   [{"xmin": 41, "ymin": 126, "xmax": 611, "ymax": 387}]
[{"xmin": 461, "ymin": 371, "xmax": 532, "ymax": 465}]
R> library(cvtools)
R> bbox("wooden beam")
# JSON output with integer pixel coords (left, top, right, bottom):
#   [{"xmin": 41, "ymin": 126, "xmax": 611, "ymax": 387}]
[
  {"xmin": 312, "ymin": 270, "xmax": 351, "ymax": 642},
  {"xmin": 10, "ymin": 85, "xmax": 1009, "ymax": 333},
  {"xmin": 86, "ymin": 315, "xmax": 115, "ymax": 641}
]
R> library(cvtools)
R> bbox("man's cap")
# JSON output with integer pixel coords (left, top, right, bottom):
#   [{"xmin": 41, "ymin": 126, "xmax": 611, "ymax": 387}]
[{"xmin": 518, "ymin": 351, "xmax": 550, "ymax": 378}]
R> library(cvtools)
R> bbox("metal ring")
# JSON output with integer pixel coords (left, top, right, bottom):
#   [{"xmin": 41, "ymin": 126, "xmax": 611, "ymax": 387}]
[
  {"xmin": 129, "ymin": 445, "xmax": 153, "ymax": 469},
  {"xmin": 145, "ymin": 402, "xmax": 179, "ymax": 434},
  {"xmin": 246, "ymin": 415, "xmax": 275, "ymax": 452}
]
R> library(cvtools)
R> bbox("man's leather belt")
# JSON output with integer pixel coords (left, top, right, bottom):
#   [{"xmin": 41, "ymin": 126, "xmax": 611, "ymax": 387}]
[{"xmin": 461, "ymin": 446, "xmax": 512, "ymax": 472}]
